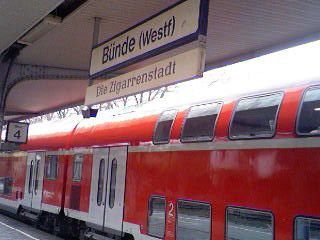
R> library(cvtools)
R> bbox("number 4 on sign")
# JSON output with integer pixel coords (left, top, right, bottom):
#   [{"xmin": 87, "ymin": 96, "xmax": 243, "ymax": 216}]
[
  {"xmin": 6, "ymin": 121, "xmax": 29, "ymax": 144},
  {"xmin": 14, "ymin": 130, "xmax": 21, "ymax": 139}
]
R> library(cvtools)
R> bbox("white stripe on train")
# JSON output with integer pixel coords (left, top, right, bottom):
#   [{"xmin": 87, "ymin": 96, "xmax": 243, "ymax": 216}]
[{"xmin": 129, "ymin": 137, "xmax": 320, "ymax": 152}]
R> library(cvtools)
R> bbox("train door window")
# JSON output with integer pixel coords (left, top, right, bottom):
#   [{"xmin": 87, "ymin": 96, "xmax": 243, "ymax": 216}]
[
  {"xmin": 226, "ymin": 207, "xmax": 274, "ymax": 240},
  {"xmin": 229, "ymin": 92, "xmax": 283, "ymax": 139},
  {"xmin": 45, "ymin": 155, "xmax": 58, "ymax": 179},
  {"xmin": 153, "ymin": 110, "xmax": 178, "ymax": 144},
  {"xmin": 297, "ymin": 87, "xmax": 320, "ymax": 135},
  {"xmin": 148, "ymin": 196, "xmax": 166, "ymax": 238},
  {"xmin": 28, "ymin": 160, "xmax": 34, "ymax": 194},
  {"xmin": 109, "ymin": 158, "xmax": 117, "ymax": 208},
  {"xmin": 97, "ymin": 158, "xmax": 105, "ymax": 206},
  {"xmin": 181, "ymin": 102, "xmax": 222, "ymax": 142},
  {"xmin": 176, "ymin": 200, "xmax": 211, "ymax": 240},
  {"xmin": 73, "ymin": 154, "xmax": 83, "ymax": 182},
  {"xmin": 34, "ymin": 154, "xmax": 41, "ymax": 195},
  {"xmin": 295, "ymin": 217, "xmax": 320, "ymax": 240}
]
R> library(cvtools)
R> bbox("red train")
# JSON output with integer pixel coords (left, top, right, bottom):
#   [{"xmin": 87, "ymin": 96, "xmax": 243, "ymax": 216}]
[{"xmin": 0, "ymin": 81, "xmax": 319, "ymax": 240}]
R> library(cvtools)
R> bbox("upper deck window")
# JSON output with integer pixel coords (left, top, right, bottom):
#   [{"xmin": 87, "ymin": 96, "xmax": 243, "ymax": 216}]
[
  {"xmin": 153, "ymin": 110, "xmax": 177, "ymax": 144},
  {"xmin": 181, "ymin": 102, "xmax": 222, "ymax": 142},
  {"xmin": 229, "ymin": 92, "xmax": 283, "ymax": 139},
  {"xmin": 297, "ymin": 87, "xmax": 320, "ymax": 136}
]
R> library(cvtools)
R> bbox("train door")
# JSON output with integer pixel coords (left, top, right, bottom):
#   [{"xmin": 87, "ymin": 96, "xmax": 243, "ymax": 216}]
[
  {"xmin": 88, "ymin": 148, "xmax": 109, "ymax": 229},
  {"xmin": 104, "ymin": 146, "xmax": 128, "ymax": 233},
  {"xmin": 31, "ymin": 152, "xmax": 45, "ymax": 210},
  {"xmin": 23, "ymin": 152, "xmax": 45, "ymax": 210}
]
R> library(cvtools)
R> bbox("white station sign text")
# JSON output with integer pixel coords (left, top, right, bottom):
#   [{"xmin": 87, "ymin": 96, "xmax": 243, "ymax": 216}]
[
  {"xmin": 86, "ymin": 47, "xmax": 206, "ymax": 105},
  {"xmin": 90, "ymin": 0, "xmax": 202, "ymax": 76}
]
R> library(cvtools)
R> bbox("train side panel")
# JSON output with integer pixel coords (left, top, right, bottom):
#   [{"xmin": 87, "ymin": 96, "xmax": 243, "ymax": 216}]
[
  {"xmin": 64, "ymin": 153, "xmax": 93, "ymax": 221},
  {"xmin": 0, "ymin": 154, "xmax": 27, "ymax": 213},
  {"xmin": 123, "ymin": 147, "xmax": 320, "ymax": 240},
  {"xmin": 41, "ymin": 154, "xmax": 68, "ymax": 214}
]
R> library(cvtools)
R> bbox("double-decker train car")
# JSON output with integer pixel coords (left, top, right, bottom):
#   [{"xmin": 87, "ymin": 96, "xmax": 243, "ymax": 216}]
[{"xmin": 0, "ymin": 81, "xmax": 320, "ymax": 240}]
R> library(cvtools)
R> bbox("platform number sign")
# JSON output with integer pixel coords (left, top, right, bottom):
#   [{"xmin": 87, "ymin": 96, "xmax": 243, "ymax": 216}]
[{"xmin": 6, "ymin": 121, "xmax": 29, "ymax": 144}]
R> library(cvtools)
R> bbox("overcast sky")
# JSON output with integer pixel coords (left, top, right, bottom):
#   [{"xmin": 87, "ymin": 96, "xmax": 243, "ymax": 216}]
[{"xmin": 166, "ymin": 39, "xmax": 320, "ymax": 104}]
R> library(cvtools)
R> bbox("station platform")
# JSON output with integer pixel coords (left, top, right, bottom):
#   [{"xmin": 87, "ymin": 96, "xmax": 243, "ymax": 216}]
[{"xmin": 0, "ymin": 213, "xmax": 61, "ymax": 240}]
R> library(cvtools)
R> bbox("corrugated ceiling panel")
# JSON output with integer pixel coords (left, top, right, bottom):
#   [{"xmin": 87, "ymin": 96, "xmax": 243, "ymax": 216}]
[
  {"xmin": 18, "ymin": 0, "xmax": 320, "ymax": 71},
  {"xmin": 0, "ymin": 0, "xmax": 63, "ymax": 55},
  {"xmin": 7, "ymin": 0, "xmax": 320, "ymax": 119}
]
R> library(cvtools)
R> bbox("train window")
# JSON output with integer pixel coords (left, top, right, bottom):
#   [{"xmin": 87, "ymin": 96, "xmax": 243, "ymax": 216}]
[
  {"xmin": 295, "ymin": 217, "xmax": 320, "ymax": 240},
  {"xmin": 45, "ymin": 155, "xmax": 58, "ymax": 179},
  {"xmin": 28, "ymin": 160, "xmax": 34, "ymax": 194},
  {"xmin": 226, "ymin": 207, "xmax": 273, "ymax": 240},
  {"xmin": 229, "ymin": 92, "xmax": 283, "ymax": 139},
  {"xmin": 73, "ymin": 154, "xmax": 83, "ymax": 182},
  {"xmin": 109, "ymin": 158, "xmax": 117, "ymax": 209},
  {"xmin": 148, "ymin": 196, "xmax": 166, "ymax": 238},
  {"xmin": 153, "ymin": 110, "xmax": 178, "ymax": 144},
  {"xmin": 297, "ymin": 87, "xmax": 320, "ymax": 135},
  {"xmin": 181, "ymin": 102, "xmax": 222, "ymax": 142},
  {"xmin": 0, "ymin": 177, "xmax": 13, "ymax": 195},
  {"xmin": 34, "ymin": 157, "xmax": 40, "ymax": 195},
  {"xmin": 176, "ymin": 200, "xmax": 211, "ymax": 240},
  {"xmin": 97, "ymin": 158, "xmax": 105, "ymax": 206}
]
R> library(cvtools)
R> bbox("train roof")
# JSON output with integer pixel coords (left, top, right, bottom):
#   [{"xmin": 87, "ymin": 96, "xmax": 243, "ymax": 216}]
[{"xmin": 21, "ymin": 73, "xmax": 320, "ymax": 151}]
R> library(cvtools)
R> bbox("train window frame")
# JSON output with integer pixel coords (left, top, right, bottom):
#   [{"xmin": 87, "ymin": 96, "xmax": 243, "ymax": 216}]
[
  {"xmin": 180, "ymin": 102, "xmax": 223, "ymax": 143},
  {"xmin": 147, "ymin": 195, "xmax": 166, "ymax": 239},
  {"xmin": 296, "ymin": 86, "xmax": 320, "ymax": 136},
  {"xmin": 72, "ymin": 154, "xmax": 83, "ymax": 182},
  {"xmin": 97, "ymin": 158, "xmax": 105, "ymax": 206},
  {"xmin": 45, "ymin": 155, "xmax": 58, "ymax": 180},
  {"xmin": 229, "ymin": 92, "xmax": 284, "ymax": 140},
  {"xmin": 294, "ymin": 215, "xmax": 320, "ymax": 240},
  {"xmin": 153, "ymin": 109, "xmax": 178, "ymax": 145},
  {"xmin": 109, "ymin": 158, "xmax": 117, "ymax": 209},
  {"xmin": 28, "ymin": 160, "xmax": 34, "ymax": 194},
  {"xmin": 34, "ymin": 158, "xmax": 40, "ymax": 195},
  {"xmin": 176, "ymin": 199, "xmax": 212, "ymax": 240},
  {"xmin": 225, "ymin": 206, "xmax": 275, "ymax": 240}
]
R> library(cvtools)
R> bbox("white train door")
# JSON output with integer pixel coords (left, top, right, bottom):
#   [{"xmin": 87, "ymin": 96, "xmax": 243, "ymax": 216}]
[
  {"xmin": 104, "ymin": 146, "xmax": 127, "ymax": 233},
  {"xmin": 23, "ymin": 153, "xmax": 36, "ymax": 208},
  {"xmin": 31, "ymin": 152, "xmax": 45, "ymax": 210},
  {"xmin": 23, "ymin": 152, "xmax": 45, "ymax": 210},
  {"xmin": 88, "ymin": 148, "xmax": 109, "ymax": 229}
]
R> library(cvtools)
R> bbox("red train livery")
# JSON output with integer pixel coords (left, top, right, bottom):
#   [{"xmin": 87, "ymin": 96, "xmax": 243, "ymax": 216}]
[{"xmin": 0, "ymin": 82, "xmax": 320, "ymax": 240}]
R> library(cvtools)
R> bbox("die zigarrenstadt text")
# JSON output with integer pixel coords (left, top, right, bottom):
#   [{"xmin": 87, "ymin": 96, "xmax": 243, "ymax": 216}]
[{"xmin": 96, "ymin": 61, "xmax": 176, "ymax": 97}]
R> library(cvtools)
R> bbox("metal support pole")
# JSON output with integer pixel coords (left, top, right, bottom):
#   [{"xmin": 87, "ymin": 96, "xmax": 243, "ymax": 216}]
[
  {"xmin": 0, "ymin": 44, "xmax": 22, "ymax": 147},
  {"xmin": 0, "ymin": 58, "xmax": 14, "ymax": 146},
  {"xmin": 89, "ymin": 17, "xmax": 101, "ymax": 86}
]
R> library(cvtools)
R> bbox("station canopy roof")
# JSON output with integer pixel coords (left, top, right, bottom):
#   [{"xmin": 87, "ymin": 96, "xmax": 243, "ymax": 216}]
[{"xmin": 2, "ymin": 0, "xmax": 320, "ymax": 120}]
